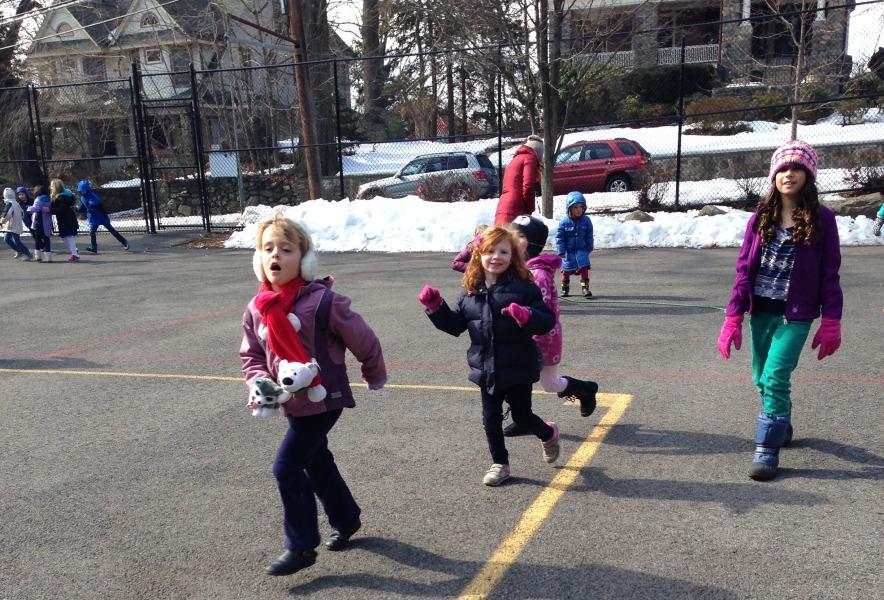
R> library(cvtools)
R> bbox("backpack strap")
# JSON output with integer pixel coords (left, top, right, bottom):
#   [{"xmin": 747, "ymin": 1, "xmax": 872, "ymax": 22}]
[{"xmin": 315, "ymin": 287, "xmax": 333, "ymax": 333}]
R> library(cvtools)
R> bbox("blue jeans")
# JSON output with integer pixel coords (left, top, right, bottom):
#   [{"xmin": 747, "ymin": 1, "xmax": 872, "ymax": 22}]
[
  {"xmin": 273, "ymin": 409, "xmax": 360, "ymax": 551},
  {"xmin": 4, "ymin": 232, "xmax": 31, "ymax": 256},
  {"xmin": 89, "ymin": 222, "xmax": 128, "ymax": 250}
]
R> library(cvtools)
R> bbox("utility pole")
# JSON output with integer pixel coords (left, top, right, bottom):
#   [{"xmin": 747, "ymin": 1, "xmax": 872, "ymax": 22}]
[{"xmin": 285, "ymin": 0, "xmax": 323, "ymax": 199}]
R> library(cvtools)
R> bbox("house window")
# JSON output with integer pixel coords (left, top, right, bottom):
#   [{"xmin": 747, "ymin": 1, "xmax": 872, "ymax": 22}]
[
  {"xmin": 54, "ymin": 56, "xmax": 78, "ymax": 82},
  {"xmin": 84, "ymin": 56, "xmax": 105, "ymax": 81},
  {"xmin": 55, "ymin": 22, "xmax": 73, "ymax": 39},
  {"xmin": 171, "ymin": 48, "xmax": 190, "ymax": 87},
  {"xmin": 141, "ymin": 13, "xmax": 159, "ymax": 27},
  {"xmin": 751, "ymin": 4, "xmax": 814, "ymax": 60},
  {"xmin": 144, "ymin": 49, "xmax": 163, "ymax": 64}
]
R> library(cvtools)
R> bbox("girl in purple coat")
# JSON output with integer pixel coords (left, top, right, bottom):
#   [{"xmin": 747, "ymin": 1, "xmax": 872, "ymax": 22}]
[
  {"xmin": 502, "ymin": 216, "xmax": 598, "ymax": 437},
  {"xmin": 240, "ymin": 216, "xmax": 386, "ymax": 576},
  {"xmin": 717, "ymin": 140, "xmax": 843, "ymax": 481},
  {"xmin": 27, "ymin": 185, "xmax": 53, "ymax": 262}
]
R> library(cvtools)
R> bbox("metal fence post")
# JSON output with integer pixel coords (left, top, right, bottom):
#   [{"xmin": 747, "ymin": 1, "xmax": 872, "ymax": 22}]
[
  {"xmin": 332, "ymin": 58, "xmax": 345, "ymax": 199},
  {"xmin": 130, "ymin": 62, "xmax": 157, "ymax": 234},
  {"xmin": 24, "ymin": 85, "xmax": 45, "ymax": 182},
  {"xmin": 28, "ymin": 85, "xmax": 49, "ymax": 180},
  {"xmin": 674, "ymin": 38, "xmax": 686, "ymax": 210},
  {"xmin": 189, "ymin": 63, "xmax": 211, "ymax": 232},
  {"xmin": 496, "ymin": 44, "xmax": 503, "ymax": 191}
]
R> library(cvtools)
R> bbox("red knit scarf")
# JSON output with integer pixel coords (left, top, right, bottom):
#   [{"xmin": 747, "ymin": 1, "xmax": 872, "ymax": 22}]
[{"xmin": 254, "ymin": 277, "xmax": 311, "ymax": 366}]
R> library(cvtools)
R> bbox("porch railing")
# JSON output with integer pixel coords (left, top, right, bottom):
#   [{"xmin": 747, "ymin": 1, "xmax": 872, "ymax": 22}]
[{"xmin": 657, "ymin": 44, "xmax": 720, "ymax": 65}]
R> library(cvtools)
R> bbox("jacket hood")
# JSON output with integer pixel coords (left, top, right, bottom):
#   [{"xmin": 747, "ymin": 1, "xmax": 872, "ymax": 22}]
[
  {"xmin": 77, "ymin": 180, "xmax": 94, "ymax": 194},
  {"xmin": 514, "ymin": 145, "xmax": 539, "ymax": 161},
  {"xmin": 526, "ymin": 254, "xmax": 562, "ymax": 271},
  {"xmin": 15, "ymin": 186, "xmax": 31, "ymax": 202},
  {"xmin": 566, "ymin": 192, "xmax": 586, "ymax": 211},
  {"xmin": 3, "ymin": 187, "xmax": 14, "ymax": 202}
]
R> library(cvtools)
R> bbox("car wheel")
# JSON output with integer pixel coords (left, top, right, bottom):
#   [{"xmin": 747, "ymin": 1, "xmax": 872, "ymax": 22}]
[
  {"xmin": 361, "ymin": 188, "xmax": 382, "ymax": 200},
  {"xmin": 606, "ymin": 175, "xmax": 631, "ymax": 193},
  {"xmin": 447, "ymin": 184, "xmax": 475, "ymax": 202}
]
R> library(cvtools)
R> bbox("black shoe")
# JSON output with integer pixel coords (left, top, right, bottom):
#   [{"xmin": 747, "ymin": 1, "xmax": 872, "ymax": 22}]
[
  {"xmin": 560, "ymin": 287, "xmax": 570, "ymax": 298},
  {"xmin": 582, "ymin": 288, "xmax": 593, "ymax": 298},
  {"xmin": 85, "ymin": 247, "xmax": 98, "ymax": 254},
  {"xmin": 503, "ymin": 421, "xmax": 529, "ymax": 437},
  {"xmin": 264, "ymin": 549, "xmax": 317, "ymax": 576},
  {"xmin": 559, "ymin": 377, "xmax": 598, "ymax": 417},
  {"xmin": 325, "ymin": 518, "xmax": 361, "ymax": 551}
]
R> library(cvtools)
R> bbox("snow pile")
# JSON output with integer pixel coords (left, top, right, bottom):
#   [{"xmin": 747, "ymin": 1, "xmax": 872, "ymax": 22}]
[{"xmin": 224, "ymin": 196, "xmax": 884, "ymax": 252}]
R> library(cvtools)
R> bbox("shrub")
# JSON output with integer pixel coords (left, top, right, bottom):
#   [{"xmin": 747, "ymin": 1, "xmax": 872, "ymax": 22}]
[
  {"xmin": 637, "ymin": 163, "xmax": 675, "ymax": 211},
  {"xmin": 747, "ymin": 88, "xmax": 790, "ymax": 121},
  {"xmin": 842, "ymin": 147, "xmax": 884, "ymax": 194},
  {"xmin": 624, "ymin": 64, "xmax": 716, "ymax": 105},
  {"xmin": 684, "ymin": 96, "xmax": 752, "ymax": 134},
  {"xmin": 795, "ymin": 82, "xmax": 835, "ymax": 123}
]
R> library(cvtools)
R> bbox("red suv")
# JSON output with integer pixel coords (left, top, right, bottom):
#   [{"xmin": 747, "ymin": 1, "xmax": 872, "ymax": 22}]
[{"xmin": 552, "ymin": 138, "xmax": 652, "ymax": 194}]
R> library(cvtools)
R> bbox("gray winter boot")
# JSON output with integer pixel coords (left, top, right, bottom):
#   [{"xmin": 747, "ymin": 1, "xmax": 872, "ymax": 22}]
[{"xmin": 749, "ymin": 412, "xmax": 791, "ymax": 481}]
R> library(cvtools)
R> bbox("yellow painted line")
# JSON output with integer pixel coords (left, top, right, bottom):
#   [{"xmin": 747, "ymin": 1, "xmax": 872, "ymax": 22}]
[
  {"xmin": 0, "ymin": 368, "xmax": 616, "ymax": 402},
  {"xmin": 458, "ymin": 393, "xmax": 634, "ymax": 600}
]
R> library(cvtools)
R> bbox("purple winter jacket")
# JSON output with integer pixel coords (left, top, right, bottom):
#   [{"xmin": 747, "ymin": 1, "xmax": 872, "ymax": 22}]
[
  {"xmin": 526, "ymin": 254, "xmax": 564, "ymax": 365},
  {"xmin": 725, "ymin": 206, "xmax": 843, "ymax": 322},
  {"xmin": 240, "ymin": 278, "xmax": 387, "ymax": 417}
]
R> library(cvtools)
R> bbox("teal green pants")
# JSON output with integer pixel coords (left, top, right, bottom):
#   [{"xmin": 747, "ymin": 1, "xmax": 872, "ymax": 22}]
[{"xmin": 749, "ymin": 312, "xmax": 811, "ymax": 417}]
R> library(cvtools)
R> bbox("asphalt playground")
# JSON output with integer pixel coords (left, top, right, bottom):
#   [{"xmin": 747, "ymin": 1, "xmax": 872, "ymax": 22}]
[{"xmin": 1, "ymin": 235, "xmax": 882, "ymax": 600}]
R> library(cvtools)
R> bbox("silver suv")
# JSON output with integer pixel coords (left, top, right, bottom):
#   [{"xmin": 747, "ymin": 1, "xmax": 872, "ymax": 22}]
[{"xmin": 355, "ymin": 152, "xmax": 498, "ymax": 202}]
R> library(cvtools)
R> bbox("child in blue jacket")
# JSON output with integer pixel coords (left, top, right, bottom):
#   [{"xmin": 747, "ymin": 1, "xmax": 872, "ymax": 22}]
[{"xmin": 556, "ymin": 191, "xmax": 594, "ymax": 298}]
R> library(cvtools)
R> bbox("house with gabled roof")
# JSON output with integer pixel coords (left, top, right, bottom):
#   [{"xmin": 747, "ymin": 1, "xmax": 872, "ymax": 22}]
[{"xmin": 25, "ymin": 0, "xmax": 352, "ymax": 173}]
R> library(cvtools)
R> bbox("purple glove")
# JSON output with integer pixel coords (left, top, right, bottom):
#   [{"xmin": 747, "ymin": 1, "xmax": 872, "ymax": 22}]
[
  {"xmin": 717, "ymin": 315, "xmax": 743, "ymax": 360},
  {"xmin": 811, "ymin": 318, "xmax": 841, "ymax": 360},
  {"xmin": 501, "ymin": 302, "xmax": 531, "ymax": 326},
  {"xmin": 365, "ymin": 377, "xmax": 386, "ymax": 391},
  {"xmin": 418, "ymin": 285, "xmax": 443, "ymax": 312}
]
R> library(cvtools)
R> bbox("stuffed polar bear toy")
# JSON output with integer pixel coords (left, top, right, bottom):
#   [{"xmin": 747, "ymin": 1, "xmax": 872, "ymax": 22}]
[
  {"xmin": 249, "ymin": 378, "xmax": 292, "ymax": 417},
  {"xmin": 278, "ymin": 358, "xmax": 327, "ymax": 403},
  {"xmin": 255, "ymin": 311, "xmax": 327, "ymax": 403}
]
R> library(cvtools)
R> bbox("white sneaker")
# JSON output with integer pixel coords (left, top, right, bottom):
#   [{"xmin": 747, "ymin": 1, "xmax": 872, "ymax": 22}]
[
  {"xmin": 12, "ymin": 252, "xmax": 22, "ymax": 259},
  {"xmin": 19, "ymin": 253, "xmax": 32, "ymax": 261},
  {"xmin": 44, "ymin": 251, "xmax": 53, "ymax": 263},
  {"xmin": 541, "ymin": 422, "xmax": 561, "ymax": 464},
  {"xmin": 483, "ymin": 463, "xmax": 511, "ymax": 486}
]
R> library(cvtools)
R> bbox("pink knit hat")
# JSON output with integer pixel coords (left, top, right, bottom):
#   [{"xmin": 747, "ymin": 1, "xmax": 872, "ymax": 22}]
[{"xmin": 768, "ymin": 140, "xmax": 818, "ymax": 182}]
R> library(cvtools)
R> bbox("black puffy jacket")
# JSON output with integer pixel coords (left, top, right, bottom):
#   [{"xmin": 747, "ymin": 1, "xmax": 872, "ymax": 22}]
[{"xmin": 427, "ymin": 274, "xmax": 554, "ymax": 394}]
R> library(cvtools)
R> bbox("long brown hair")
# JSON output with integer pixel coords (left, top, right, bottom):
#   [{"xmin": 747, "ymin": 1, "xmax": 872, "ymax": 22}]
[
  {"xmin": 755, "ymin": 171, "xmax": 820, "ymax": 246},
  {"xmin": 462, "ymin": 226, "xmax": 533, "ymax": 294},
  {"xmin": 49, "ymin": 179, "xmax": 65, "ymax": 200}
]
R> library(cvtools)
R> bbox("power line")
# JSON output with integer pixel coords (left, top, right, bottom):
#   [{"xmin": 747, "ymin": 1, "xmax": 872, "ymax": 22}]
[
  {"xmin": 0, "ymin": 0, "xmax": 90, "ymax": 28},
  {"xmin": 0, "ymin": 0, "xmax": 181, "ymax": 52}
]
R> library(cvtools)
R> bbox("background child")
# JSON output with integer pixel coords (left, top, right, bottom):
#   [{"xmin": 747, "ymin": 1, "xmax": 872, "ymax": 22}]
[
  {"xmin": 27, "ymin": 185, "xmax": 52, "ymax": 262},
  {"xmin": 76, "ymin": 180, "xmax": 128, "ymax": 253},
  {"xmin": 1, "ymin": 187, "xmax": 32, "ymax": 260},
  {"xmin": 718, "ymin": 140, "xmax": 842, "ymax": 482},
  {"xmin": 503, "ymin": 215, "xmax": 598, "ymax": 438},
  {"xmin": 419, "ymin": 226, "xmax": 559, "ymax": 487},
  {"xmin": 16, "ymin": 187, "xmax": 35, "ymax": 242},
  {"xmin": 556, "ymin": 191, "xmax": 594, "ymax": 298},
  {"xmin": 241, "ymin": 216, "xmax": 386, "ymax": 576},
  {"xmin": 451, "ymin": 224, "xmax": 488, "ymax": 273},
  {"xmin": 49, "ymin": 179, "xmax": 80, "ymax": 262},
  {"xmin": 874, "ymin": 203, "xmax": 883, "ymax": 236}
]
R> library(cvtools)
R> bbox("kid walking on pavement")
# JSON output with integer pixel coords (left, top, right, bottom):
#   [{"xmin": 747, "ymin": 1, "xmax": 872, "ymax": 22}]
[
  {"xmin": 502, "ymin": 215, "xmax": 598, "ymax": 438},
  {"xmin": 76, "ymin": 180, "xmax": 129, "ymax": 253},
  {"xmin": 873, "ymin": 202, "xmax": 883, "ymax": 236},
  {"xmin": 419, "ymin": 226, "xmax": 560, "ymax": 487},
  {"xmin": 49, "ymin": 179, "xmax": 80, "ymax": 262},
  {"xmin": 718, "ymin": 140, "xmax": 843, "ymax": 482},
  {"xmin": 27, "ymin": 186, "xmax": 53, "ymax": 262},
  {"xmin": 1, "ymin": 188, "xmax": 33, "ymax": 260},
  {"xmin": 241, "ymin": 216, "xmax": 386, "ymax": 576},
  {"xmin": 557, "ymin": 191, "xmax": 594, "ymax": 298}
]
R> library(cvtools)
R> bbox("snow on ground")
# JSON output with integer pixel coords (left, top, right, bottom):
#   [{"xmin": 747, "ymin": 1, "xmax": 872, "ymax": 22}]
[{"xmin": 224, "ymin": 196, "xmax": 884, "ymax": 252}]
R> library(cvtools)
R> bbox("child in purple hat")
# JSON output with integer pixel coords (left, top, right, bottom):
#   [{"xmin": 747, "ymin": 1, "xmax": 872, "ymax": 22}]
[{"xmin": 717, "ymin": 139, "xmax": 843, "ymax": 481}]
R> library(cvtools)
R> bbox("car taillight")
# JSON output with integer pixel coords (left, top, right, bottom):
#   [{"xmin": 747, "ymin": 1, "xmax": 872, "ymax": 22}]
[{"xmin": 472, "ymin": 170, "xmax": 488, "ymax": 181}]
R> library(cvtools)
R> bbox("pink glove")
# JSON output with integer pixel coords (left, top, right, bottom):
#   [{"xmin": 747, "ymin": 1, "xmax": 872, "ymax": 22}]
[
  {"xmin": 811, "ymin": 318, "xmax": 841, "ymax": 360},
  {"xmin": 501, "ymin": 302, "xmax": 531, "ymax": 326},
  {"xmin": 418, "ymin": 285, "xmax": 443, "ymax": 312},
  {"xmin": 717, "ymin": 315, "xmax": 743, "ymax": 360}
]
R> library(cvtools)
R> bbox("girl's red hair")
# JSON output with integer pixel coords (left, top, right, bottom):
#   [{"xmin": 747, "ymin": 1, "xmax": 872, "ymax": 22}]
[{"xmin": 462, "ymin": 226, "xmax": 533, "ymax": 293}]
